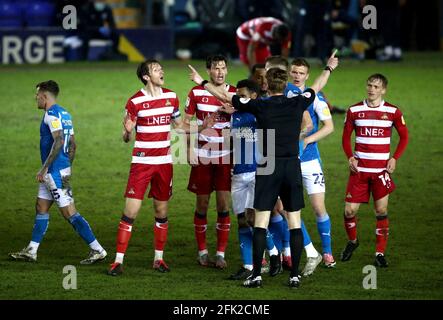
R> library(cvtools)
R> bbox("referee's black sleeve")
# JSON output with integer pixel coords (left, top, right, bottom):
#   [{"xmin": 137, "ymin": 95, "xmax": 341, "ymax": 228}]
[
  {"xmin": 300, "ymin": 88, "xmax": 316, "ymax": 110},
  {"xmin": 232, "ymin": 95, "xmax": 258, "ymax": 114}
]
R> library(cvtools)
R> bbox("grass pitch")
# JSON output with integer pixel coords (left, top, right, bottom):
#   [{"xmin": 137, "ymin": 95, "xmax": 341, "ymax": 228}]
[{"xmin": 0, "ymin": 53, "xmax": 442, "ymax": 300}]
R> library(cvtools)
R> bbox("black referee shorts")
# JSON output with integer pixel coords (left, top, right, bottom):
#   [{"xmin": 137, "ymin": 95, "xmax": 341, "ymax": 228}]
[{"xmin": 254, "ymin": 157, "xmax": 305, "ymax": 212}]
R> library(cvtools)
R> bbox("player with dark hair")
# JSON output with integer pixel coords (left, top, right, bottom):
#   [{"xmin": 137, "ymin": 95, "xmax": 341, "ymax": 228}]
[
  {"xmin": 184, "ymin": 54, "xmax": 237, "ymax": 269},
  {"xmin": 189, "ymin": 50, "xmax": 339, "ymax": 288},
  {"xmin": 107, "ymin": 59, "xmax": 212, "ymax": 276},
  {"xmin": 341, "ymin": 73, "xmax": 408, "ymax": 267},
  {"xmin": 9, "ymin": 80, "xmax": 107, "ymax": 264},
  {"xmin": 236, "ymin": 17, "xmax": 291, "ymax": 69},
  {"xmin": 249, "ymin": 64, "xmax": 268, "ymax": 97}
]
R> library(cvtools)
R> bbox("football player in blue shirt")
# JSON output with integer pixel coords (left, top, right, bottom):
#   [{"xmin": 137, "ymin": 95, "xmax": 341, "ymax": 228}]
[
  {"xmin": 290, "ymin": 58, "xmax": 336, "ymax": 270},
  {"xmin": 9, "ymin": 80, "xmax": 107, "ymax": 264}
]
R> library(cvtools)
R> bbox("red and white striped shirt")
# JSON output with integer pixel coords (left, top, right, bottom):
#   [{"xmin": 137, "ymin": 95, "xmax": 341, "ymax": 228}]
[
  {"xmin": 236, "ymin": 17, "xmax": 291, "ymax": 49},
  {"xmin": 185, "ymin": 84, "xmax": 236, "ymax": 159},
  {"xmin": 125, "ymin": 88, "xmax": 180, "ymax": 165},
  {"xmin": 343, "ymin": 100, "xmax": 408, "ymax": 173}
]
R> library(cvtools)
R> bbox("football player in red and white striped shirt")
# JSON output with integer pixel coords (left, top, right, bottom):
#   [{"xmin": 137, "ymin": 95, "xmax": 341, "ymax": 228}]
[
  {"xmin": 236, "ymin": 17, "xmax": 291, "ymax": 69},
  {"xmin": 108, "ymin": 59, "xmax": 212, "ymax": 276},
  {"xmin": 341, "ymin": 74, "xmax": 409, "ymax": 268},
  {"xmin": 184, "ymin": 54, "xmax": 236, "ymax": 269}
]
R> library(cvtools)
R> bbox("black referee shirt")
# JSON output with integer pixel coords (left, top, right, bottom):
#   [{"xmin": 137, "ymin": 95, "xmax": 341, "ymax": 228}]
[{"xmin": 231, "ymin": 88, "xmax": 315, "ymax": 158}]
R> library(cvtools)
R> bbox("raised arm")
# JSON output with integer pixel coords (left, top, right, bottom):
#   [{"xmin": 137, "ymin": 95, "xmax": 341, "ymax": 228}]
[{"xmin": 310, "ymin": 50, "xmax": 339, "ymax": 94}]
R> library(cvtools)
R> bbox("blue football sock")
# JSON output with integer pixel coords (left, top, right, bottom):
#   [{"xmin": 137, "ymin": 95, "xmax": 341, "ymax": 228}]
[
  {"xmin": 317, "ymin": 213, "xmax": 332, "ymax": 254},
  {"xmin": 265, "ymin": 229, "xmax": 276, "ymax": 251},
  {"xmin": 238, "ymin": 227, "xmax": 253, "ymax": 266},
  {"xmin": 301, "ymin": 220, "xmax": 312, "ymax": 247},
  {"xmin": 280, "ymin": 216, "xmax": 290, "ymax": 253},
  {"xmin": 68, "ymin": 212, "xmax": 96, "ymax": 245},
  {"xmin": 268, "ymin": 214, "xmax": 284, "ymax": 251},
  {"xmin": 31, "ymin": 212, "xmax": 49, "ymax": 243}
]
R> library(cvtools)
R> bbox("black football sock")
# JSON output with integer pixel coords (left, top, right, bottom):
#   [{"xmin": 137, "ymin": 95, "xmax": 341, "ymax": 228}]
[
  {"xmin": 252, "ymin": 227, "xmax": 267, "ymax": 278},
  {"xmin": 289, "ymin": 228, "xmax": 304, "ymax": 278}
]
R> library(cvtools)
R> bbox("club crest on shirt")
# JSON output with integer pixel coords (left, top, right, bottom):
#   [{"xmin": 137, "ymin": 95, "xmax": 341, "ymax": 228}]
[
  {"xmin": 51, "ymin": 119, "xmax": 61, "ymax": 129},
  {"xmin": 143, "ymin": 102, "xmax": 150, "ymax": 109}
]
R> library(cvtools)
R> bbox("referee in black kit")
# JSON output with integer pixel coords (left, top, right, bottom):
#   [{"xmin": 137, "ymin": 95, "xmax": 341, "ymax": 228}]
[{"xmin": 188, "ymin": 50, "xmax": 339, "ymax": 288}]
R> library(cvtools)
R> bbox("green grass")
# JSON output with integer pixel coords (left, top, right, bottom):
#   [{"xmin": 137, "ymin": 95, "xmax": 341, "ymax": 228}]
[{"xmin": 1, "ymin": 53, "xmax": 443, "ymax": 300}]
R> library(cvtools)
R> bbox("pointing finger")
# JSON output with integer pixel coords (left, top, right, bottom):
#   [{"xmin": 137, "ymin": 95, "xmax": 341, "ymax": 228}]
[
  {"xmin": 188, "ymin": 64, "xmax": 197, "ymax": 73},
  {"xmin": 330, "ymin": 49, "xmax": 338, "ymax": 58}
]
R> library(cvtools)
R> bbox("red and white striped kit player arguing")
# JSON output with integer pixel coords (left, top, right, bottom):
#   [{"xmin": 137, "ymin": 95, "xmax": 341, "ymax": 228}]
[
  {"xmin": 184, "ymin": 55, "xmax": 236, "ymax": 269},
  {"xmin": 340, "ymin": 74, "xmax": 409, "ymax": 268},
  {"xmin": 108, "ymin": 59, "xmax": 213, "ymax": 276}
]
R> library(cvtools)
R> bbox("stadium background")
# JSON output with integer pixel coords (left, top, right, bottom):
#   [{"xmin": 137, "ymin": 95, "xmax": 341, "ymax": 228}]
[{"xmin": 0, "ymin": 0, "xmax": 442, "ymax": 300}]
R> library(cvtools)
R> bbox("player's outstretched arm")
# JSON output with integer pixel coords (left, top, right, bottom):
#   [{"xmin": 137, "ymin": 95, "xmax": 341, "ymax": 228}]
[
  {"xmin": 37, "ymin": 130, "xmax": 64, "ymax": 182},
  {"xmin": 188, "ymin": 65, "xmax": 234, "ymax": 103},
  {"xmin": 310, "ymin": 49, "xmax": 339, "ymax": 94}
]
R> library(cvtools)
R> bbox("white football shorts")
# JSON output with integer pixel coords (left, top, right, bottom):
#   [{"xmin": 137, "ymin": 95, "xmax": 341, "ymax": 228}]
[
  {"xmin": 301, "ymin": 159, "xmax": 326, "ymax": 195},
  {"xmin": 37, "ymin": 167, "xmax": 74, "ymax": 208},
  {"xmin": 231, "ymin": 171, "xmax": 255, "ymax": 214}
]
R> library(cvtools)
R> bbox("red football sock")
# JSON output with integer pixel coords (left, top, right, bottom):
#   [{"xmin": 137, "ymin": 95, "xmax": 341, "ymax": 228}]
[
  {"xmin": 375, "ymin": 216, "xmax": 389, "ymax": 254},
  {"xmin": 116, "ymin": 219, "xmax": 133, "ymax": 254},
  {"xmin": 216, "ymin": 215, "xmax": 231, "ymax": 254},
  {"xmin": 344, "ymin": 215, "xmax": 357, "ymax": 242},
  {"xmin": 194, "ymin": 213, "xmax": 207, "ymax": 252},
  {"xmin": 154, "ymin": 219, "xmax": 168, "ymax": 251}
]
